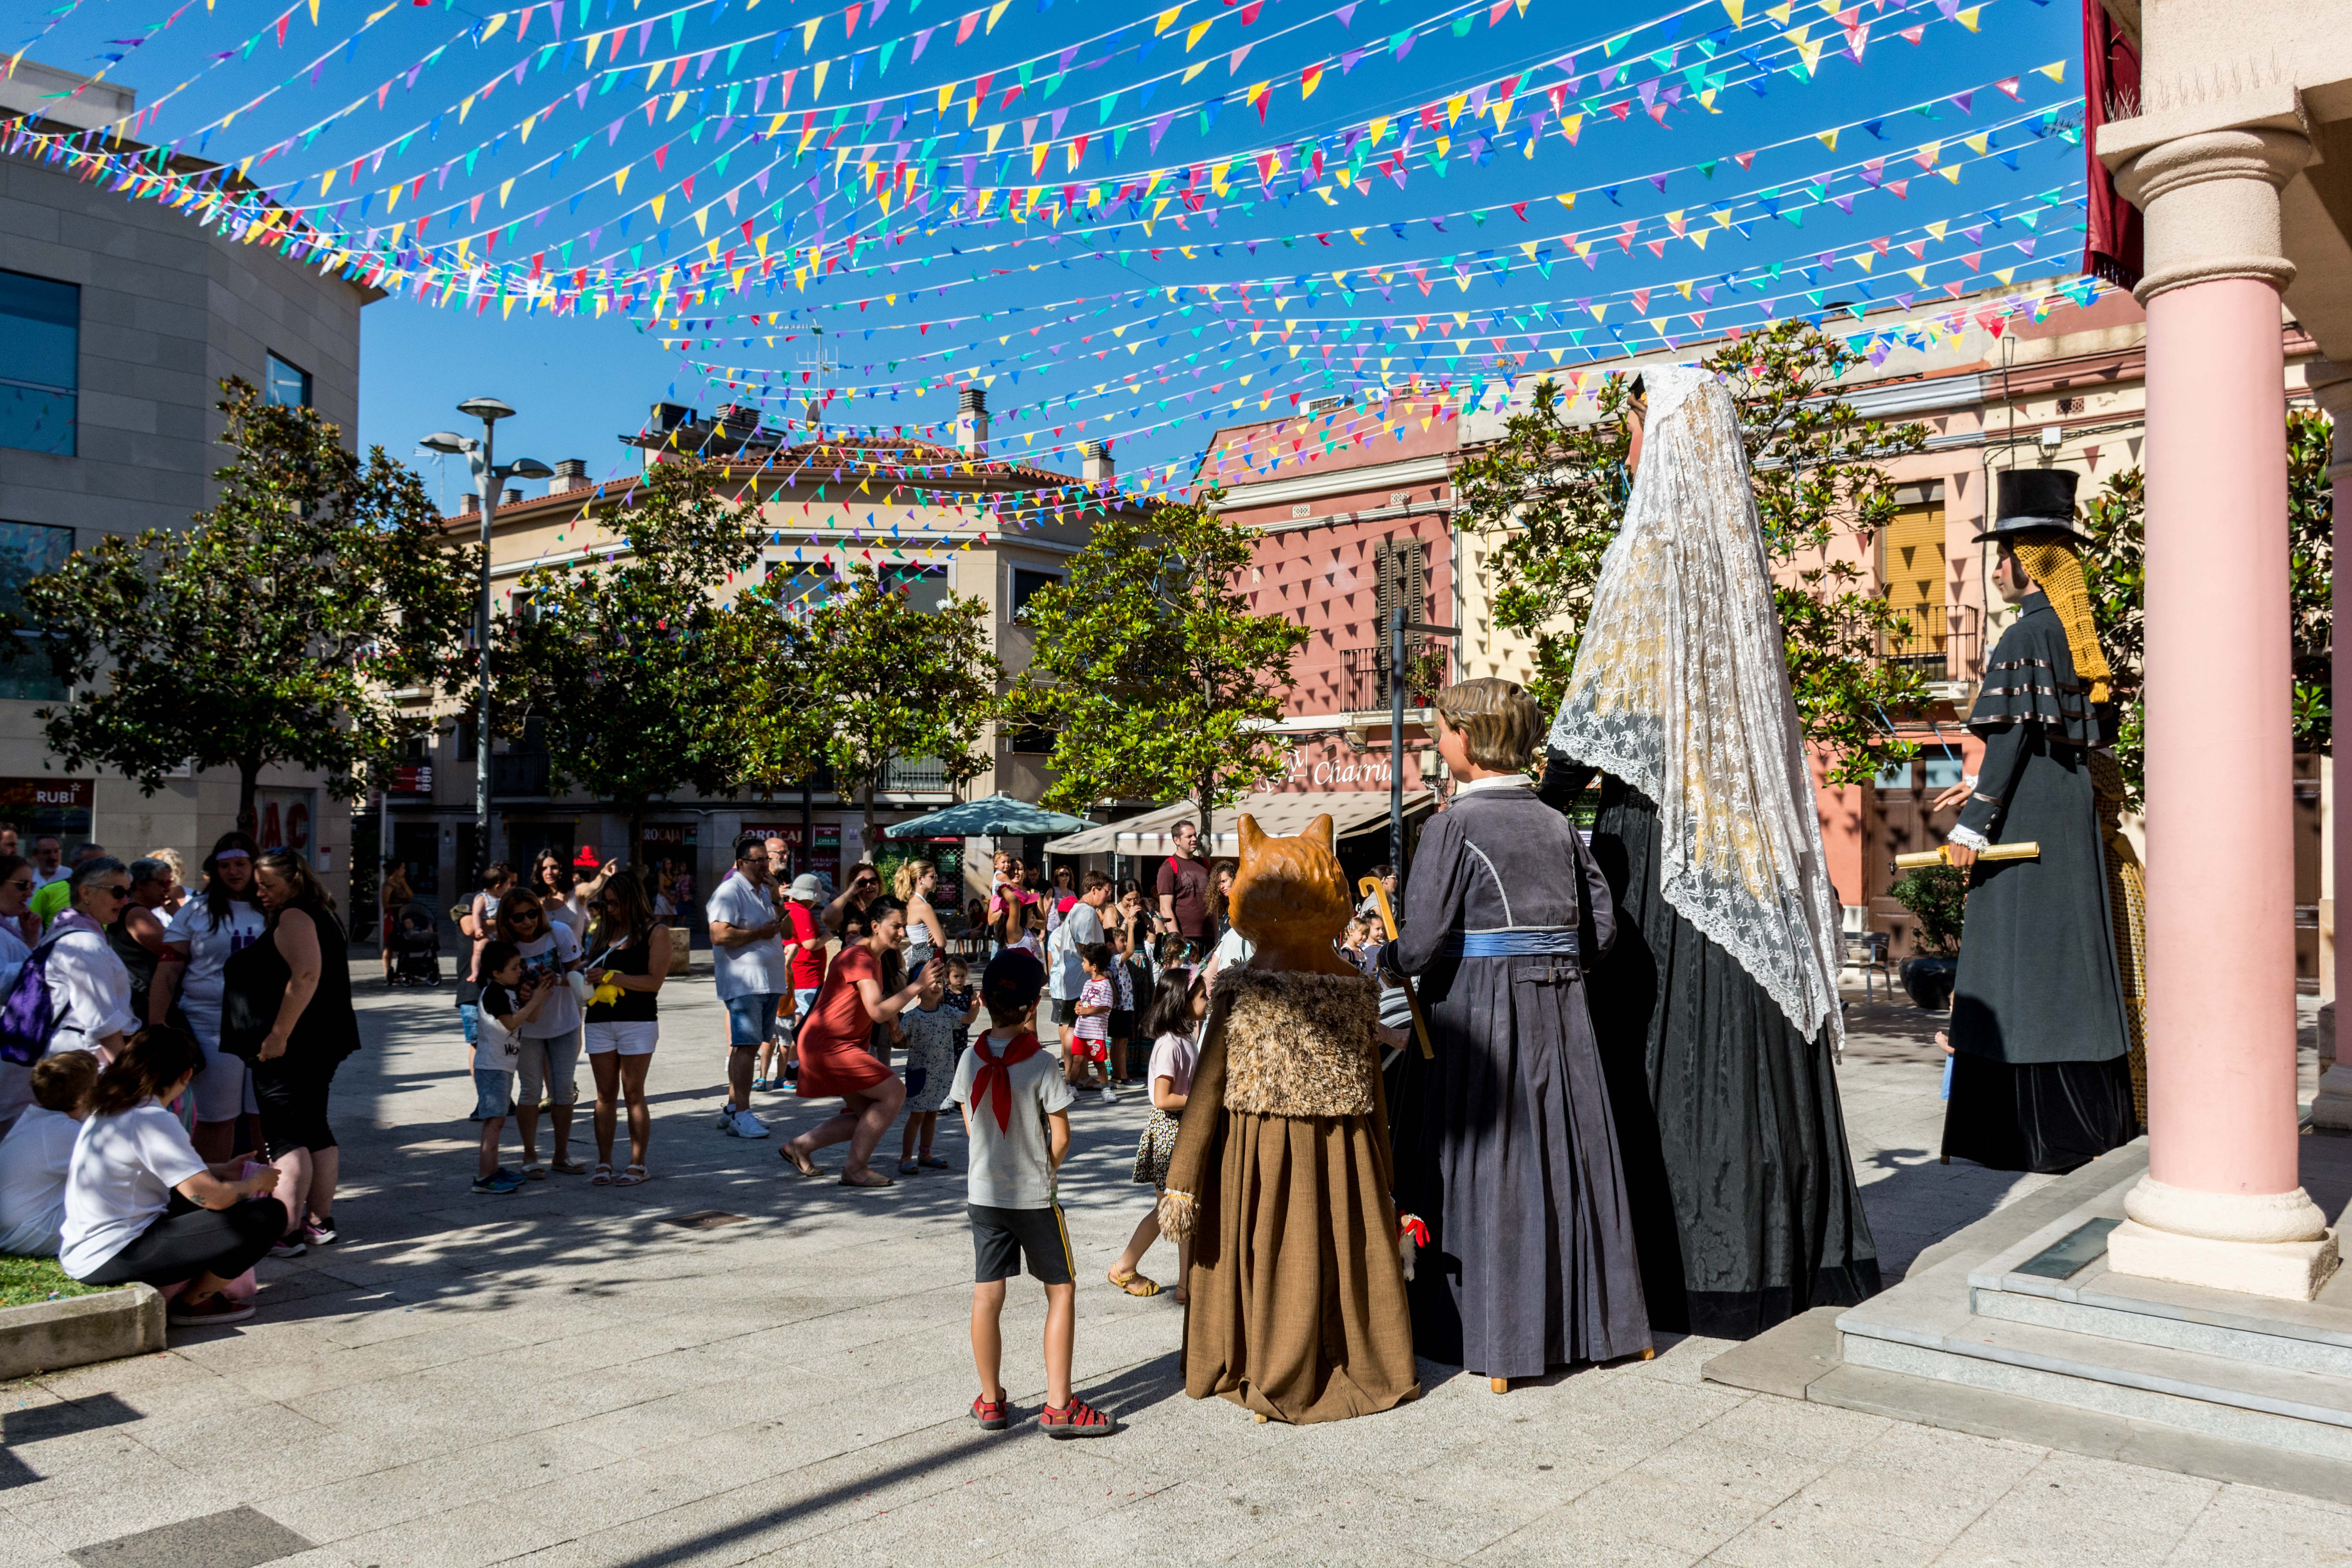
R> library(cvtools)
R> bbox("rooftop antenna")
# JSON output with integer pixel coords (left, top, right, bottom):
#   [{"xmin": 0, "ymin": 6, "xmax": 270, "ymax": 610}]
[{"xmin": 794, "ymin": 326, "xmax": 838, "ymax": 438}]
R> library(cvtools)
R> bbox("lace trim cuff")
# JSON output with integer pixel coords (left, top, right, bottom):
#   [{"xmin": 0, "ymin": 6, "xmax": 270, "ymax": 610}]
[{"xmin": 1947, "ymin": 824, "xmax": 1993, "ymax": 853}]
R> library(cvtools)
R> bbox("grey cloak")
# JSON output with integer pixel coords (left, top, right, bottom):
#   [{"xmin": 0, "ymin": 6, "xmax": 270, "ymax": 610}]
[
  {"xmin": 1385, "ymin": 779, "xmax": 1651, "ymax": 1377},
  {"xmin": 1944, "ymin": 590, "xmax": 2138, "ymax": 1173}
]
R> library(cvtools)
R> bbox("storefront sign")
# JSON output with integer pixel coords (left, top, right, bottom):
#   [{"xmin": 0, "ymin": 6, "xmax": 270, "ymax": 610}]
[
  {"xmin": 0, "ymin": 777, "xmax": 93, "ymax": 854},
  {"xmin": 751, "ymin": 822, "xmax": 841, "ymax": 887},
  {"xmin": 255, "ymin": 788, "xmax": 315, "ymax": 855},
  {"xmin": 389, "ymin": 763, "xmax": 434, "ymax": 795}
]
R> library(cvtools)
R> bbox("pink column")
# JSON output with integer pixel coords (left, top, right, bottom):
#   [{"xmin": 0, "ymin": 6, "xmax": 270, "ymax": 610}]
[
  {"xmin": 2102, "ymin": 127, "xmax": 2336, "ymax": 1300},
  {"xmin": 2139, "ymin": 278, "xmax": 2298, "ymax": 1197}
]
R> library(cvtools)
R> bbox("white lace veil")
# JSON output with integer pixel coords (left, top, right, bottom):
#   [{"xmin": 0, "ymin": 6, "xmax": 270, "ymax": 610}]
[{"xmin": 1547, "ymin": 365, "xmax": 1845, "ymax": 1050}]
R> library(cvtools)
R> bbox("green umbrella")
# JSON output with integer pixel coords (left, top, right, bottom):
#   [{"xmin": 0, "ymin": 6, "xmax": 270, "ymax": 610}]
[{"xmin": 881, "ymin": 793, "xmax": 1098, "ymax": 840}]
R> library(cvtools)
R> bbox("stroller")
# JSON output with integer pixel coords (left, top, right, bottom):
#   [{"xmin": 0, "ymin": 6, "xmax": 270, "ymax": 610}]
[{"xmin": 389, "ymin": 900, "xmax": 442, "ymax": 985}]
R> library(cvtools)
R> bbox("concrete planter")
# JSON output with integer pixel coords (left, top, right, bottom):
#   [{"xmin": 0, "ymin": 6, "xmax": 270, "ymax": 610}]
[{"xmin": 0, "ymin": 1284, "xmax": 163, "ymax": 1379}]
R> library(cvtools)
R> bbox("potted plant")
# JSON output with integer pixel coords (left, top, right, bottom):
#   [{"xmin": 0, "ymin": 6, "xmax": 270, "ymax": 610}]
[{"xmin": 1889, "ymin": 864, "xmax": 1966, "ymax": 1010}]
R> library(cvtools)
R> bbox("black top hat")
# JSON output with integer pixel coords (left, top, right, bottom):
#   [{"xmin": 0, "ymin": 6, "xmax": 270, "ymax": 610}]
[{"xmin": 1975, "ymin": 467, "xmax": 2091, "ymax": 545}]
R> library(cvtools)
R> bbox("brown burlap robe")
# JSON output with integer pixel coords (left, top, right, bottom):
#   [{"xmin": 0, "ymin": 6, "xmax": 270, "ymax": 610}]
[{"xmin": 1158, "ymin": 969, "xmax": 1421, "ymax": 1424}]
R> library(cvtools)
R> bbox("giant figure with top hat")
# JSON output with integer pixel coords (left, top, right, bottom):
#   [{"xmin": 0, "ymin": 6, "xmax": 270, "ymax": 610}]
[{"xmin": 1936, "ymin": 468, "xmax": 2140, "ymax": 1174}]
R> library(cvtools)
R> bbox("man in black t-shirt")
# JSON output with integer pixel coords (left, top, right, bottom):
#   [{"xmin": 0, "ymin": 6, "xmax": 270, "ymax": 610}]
[{"xmin": 1154, "ymin": 820, "xmax": 1212, "ymax": 946}]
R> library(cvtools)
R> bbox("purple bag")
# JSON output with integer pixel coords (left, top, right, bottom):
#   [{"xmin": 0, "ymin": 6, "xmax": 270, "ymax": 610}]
[{"xmin": 0, "ymin": 944, "xmax": 59, "ymax": 1067}]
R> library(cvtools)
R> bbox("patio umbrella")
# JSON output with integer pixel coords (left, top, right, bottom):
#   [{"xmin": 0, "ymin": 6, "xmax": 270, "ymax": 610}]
[{"xmin": 881, "ymin": 793, "xmax": 1098, "ymax": 839}]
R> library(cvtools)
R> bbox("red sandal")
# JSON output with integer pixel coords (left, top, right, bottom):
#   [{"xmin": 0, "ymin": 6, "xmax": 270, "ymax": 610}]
[
  {"xmin": 1039, "ymin": 1396, "xmax": 1120, "ymax": 1439},
  {"xmin": 971, "ymin": 1394, "xmax": 1012, "ymax": 1431}
]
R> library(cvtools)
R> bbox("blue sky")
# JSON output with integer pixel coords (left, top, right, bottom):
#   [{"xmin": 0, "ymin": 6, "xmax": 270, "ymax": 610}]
[{"xmin": 22, "ymin": 0, "xmax": 2084, "ymax": 494}]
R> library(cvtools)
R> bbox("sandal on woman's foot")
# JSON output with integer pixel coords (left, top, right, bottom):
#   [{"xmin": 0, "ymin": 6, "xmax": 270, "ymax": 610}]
[
  {"xmin": 779, "ymin": 1147, "xmax": 822, "ymax": 1178},
  {"xmin": 838, "ymin": 1170, "xmax": 895, "ymax": 1189},
  {"xmin": 897, "ymin": 1159, "xmax": 921, "ymax": 1176},
  {"xmin": 612, "ymin": 1165, "xmax": 648, "ymax": 1187},
  {"xmin": 1171, "ymin": 1288, "xmax": 1189, "ymax": 1306},
  {"xmin": 550, "ymin": 1158, "xmax": 588, "ymax": 1176},
  {"xmin": 920, "ymin": 1154, "xmax": 951, "ymax": 1170},
  {"xmin": 590, "ymin": 1163, "xmax": 614, "ymax": 1185},
  {"xmin": 520, "ymin": 1162, "xmax": 548, "ymax": 1181},
  {"xmin": 1107, "ymin": 1268, "xmax": 1160, "ymax": 1298}
]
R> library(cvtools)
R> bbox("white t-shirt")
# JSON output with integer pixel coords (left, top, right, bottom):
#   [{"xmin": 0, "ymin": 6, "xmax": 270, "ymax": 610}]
[
  {"xmin": 163, "ymin": 898, "xmax": 269, "ymax": 1024},
  {"xmin": 948, "ymin": 1031, "xmax": 1075, "ymax": 1209},
  {"xmin": 30, "ymin": 866, "xmax": 67, "ymax": 891},
  {"xmin": 706, "ymin": 877, "xmax": 792, "ymax": 1000},
  {"xmin": 1048, "ymin": 901, "xmax": 1105, "ymax": 1000},
  {"xmin": 58, "ymin": 1103, "xmax": 208, "ymax": 1279},
  {"xmin": 40, "ymin": 924, "xmax": 136, "ymax": 1058},
  {"xmin": 472, "ymin": 982, "xmax": 525, "ymax": 1072},
  {"xmin": 0, "ymin": 1106, "xmax": 80, "ymax": 1256},
  {"xmin": 510, "ymin": 926, "xmax": 583, "ymax": 1037}
]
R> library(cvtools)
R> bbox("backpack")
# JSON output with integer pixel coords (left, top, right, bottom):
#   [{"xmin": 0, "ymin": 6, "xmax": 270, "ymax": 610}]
[{"xmin": 0, "ymin": 941, "xmax": 62, "ymax": 1067}]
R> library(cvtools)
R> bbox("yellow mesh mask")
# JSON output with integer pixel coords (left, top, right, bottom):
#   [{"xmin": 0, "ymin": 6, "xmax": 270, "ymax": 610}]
[{"xmin": 2010, "ymin": 535, "xmax": 2112, "ymax": 705}]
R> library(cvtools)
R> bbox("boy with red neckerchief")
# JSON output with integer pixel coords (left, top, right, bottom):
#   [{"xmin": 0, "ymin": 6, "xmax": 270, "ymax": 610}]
[{"xmin": 947, "ymin": 949, "xmax": 1116, "ymax": 1439}]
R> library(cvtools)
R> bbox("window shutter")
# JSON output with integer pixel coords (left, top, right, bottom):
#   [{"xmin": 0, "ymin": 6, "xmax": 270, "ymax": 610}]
[
  {"xmin": 1372, "ymin": 539, "xmax": 1396, "ymax": 634},
  {"xmin": 1399, "ymin": 538, "xmax": 1427, "ymax": 628}
]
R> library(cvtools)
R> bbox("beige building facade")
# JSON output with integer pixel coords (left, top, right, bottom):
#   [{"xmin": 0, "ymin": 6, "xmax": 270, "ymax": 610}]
[{"xmin": 0, "ymin": 62, "xmax": 375, "ymax": 908}]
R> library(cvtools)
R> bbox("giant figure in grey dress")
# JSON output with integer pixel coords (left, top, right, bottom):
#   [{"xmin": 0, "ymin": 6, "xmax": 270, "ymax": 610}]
[
  {"xmin": 1542, "ymin": 365, "xmax": 1878, "ymax": 1341},
  {"xmin": 1942, "ymin": 469, "xmax": 2136, "ymax": 1173},
  {"xmin": 1385, "ymin": 774, "xmax": 1652, "ymax": 1377}
]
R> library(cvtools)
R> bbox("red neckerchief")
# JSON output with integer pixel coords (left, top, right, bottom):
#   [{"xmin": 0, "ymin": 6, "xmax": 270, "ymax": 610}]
[{"xmin": 969, "ymin": 1029, "xmax": 1045, "ymax": 1134}]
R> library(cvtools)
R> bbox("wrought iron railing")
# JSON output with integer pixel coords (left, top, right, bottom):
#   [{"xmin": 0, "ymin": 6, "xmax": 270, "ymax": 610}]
[
  {"xmin": 1877, "ymin": 604, "xmax": 1982, "ymax": 684},
  {"xmin": 1334, "ymin": 644, "xmax": 1452, "ymax": 713},
  {"xmin": 884, "ymin": 755, "xmax": 952, "ymax": 792}
]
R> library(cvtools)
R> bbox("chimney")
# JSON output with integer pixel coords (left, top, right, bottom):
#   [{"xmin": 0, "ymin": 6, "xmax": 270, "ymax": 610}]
[
  {"xmin": 1081, "ymin": 440, "xmax": 1114, "ymax": 484},
  {"xmin": 502, "ymin": 486, "xmax": 522, "ymax": 507},
  {"xmin": 650, "ymin": 402, "xmax": 695, "ymax": 432},
  {"xmin": 553, "ymin": 458, "xmax": 589, "ymax": 493},
  {"xmin": 956, "ymin": 388, "xmax": 989, "ymax": 457},
  {"xmin": 458, "ymin": 492, "xmax": 479, "ymax": 516}
]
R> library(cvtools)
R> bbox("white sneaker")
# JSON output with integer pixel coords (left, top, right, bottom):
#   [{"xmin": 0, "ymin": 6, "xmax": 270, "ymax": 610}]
[
  {"xmin": 1098, "ymin": 1085, "xmax": 1121, "ymax": 1104},
  {"xmin": 724, "ymin": 1107, "xmax": 769, "ymax": 1139}
]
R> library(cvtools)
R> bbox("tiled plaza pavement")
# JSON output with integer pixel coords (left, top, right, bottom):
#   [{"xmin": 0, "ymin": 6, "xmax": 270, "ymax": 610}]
[{"xmin": 6, "ymin": 963, "xmax": 2348, "ymax": 1567}]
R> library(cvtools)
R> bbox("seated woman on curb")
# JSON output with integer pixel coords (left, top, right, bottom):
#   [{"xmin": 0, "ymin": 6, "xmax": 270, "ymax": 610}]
[{"xmin": 58, "ymin": 1026, "xmax": 287, "ymax": 1328}]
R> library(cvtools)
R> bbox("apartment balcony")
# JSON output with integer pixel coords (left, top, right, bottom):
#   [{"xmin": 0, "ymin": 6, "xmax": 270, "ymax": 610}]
[
  {"xmin": 1334, "ymin": 644, "xmax": 1453, "ymax": 714},
  {"xmin": 1878, "ymin": 604, "xmax": 1983, "ymax": 687},
  {"xmin": 490, "ymin": 750, "xmax": 550, "ymax": 799},
  {"xmin": 884, "ymin": 755, "xmax": 953, "ymax": 793}
]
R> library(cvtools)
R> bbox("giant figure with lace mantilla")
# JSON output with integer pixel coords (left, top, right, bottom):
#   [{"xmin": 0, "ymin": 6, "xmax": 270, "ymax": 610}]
[{"xmin": 1537, "ymin": 364, "xmax": 1880, "ymax": 1340}]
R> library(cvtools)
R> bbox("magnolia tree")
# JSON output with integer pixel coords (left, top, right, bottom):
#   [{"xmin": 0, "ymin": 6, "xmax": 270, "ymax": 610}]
[
  {"xmin": 1452, "ymin": 320, "xmax": 1934, "ymax": 787},
  {"xmin": 503, "ymin": 458, "xmax": 759, "ymax": 850},
  {"xmin": 786, "ymin": 561, "xmax": 1000, "ymax": 851},
  {"xmin": 1007, "ymin": 498, "xmax": 1309, "ymax": 839},
  {"xmin": 2080, "ymin": 407, "xmax": 2333, "ymax": 809},
  {"xmin": 18, "ymin": 379, "xmax": 476, "ymax": 835}
]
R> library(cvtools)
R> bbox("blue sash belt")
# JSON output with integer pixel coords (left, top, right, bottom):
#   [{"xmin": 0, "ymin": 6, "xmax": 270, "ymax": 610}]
[{"xmin": 1437, "ymin": 929, "xmax": 1581, "ymax": 959}]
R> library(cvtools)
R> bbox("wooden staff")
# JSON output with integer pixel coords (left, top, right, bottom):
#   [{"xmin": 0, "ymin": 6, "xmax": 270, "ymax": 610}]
[
  {"xmin": 1360, "ymin": 875, "xmax": 1434, "ymax": 1060},
  {"xmin": 1893, "ymin": 840, "xmax": 2042, "ymax": 871}
]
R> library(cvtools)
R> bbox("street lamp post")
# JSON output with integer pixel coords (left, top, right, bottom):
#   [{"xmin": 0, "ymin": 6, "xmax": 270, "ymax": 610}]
[{"xmin": 421, "ymin": 399, "xmax": 550, "ymax": 891}]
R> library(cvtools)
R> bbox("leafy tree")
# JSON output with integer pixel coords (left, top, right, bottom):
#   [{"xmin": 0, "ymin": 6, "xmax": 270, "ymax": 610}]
[
  {"xmin": 504, "ymin": 458, "xmax": 760, "ymax": 849},
  {"xmin": 1007, "ymin": 498, "xmax": 1310, "ymax": 839},
  {"xmin": 791, "ymin": 561, "xmax": 1001, "ymax": 849},
  {"xmin": 16, "ymin": 379, "xmax": 475, "ymax": 836},
  {"xmin": 1453, "ymin": 320, "xmax": 1934, "ymax": 787},
  {"xmin": 2082, "ymin": 408, "xmax": 2332, "ymax": 809}
]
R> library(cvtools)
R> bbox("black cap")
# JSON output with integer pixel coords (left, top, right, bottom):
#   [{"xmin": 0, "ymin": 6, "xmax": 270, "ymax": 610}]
[{"xmin": 1975, "ymin": 468, "xmax": 2092, "ymax": 545}]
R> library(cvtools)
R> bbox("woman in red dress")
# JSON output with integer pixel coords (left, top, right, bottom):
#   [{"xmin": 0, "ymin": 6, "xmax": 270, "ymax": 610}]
[{"xmin": 780, "ymin": 905, "xmax": 942, "ymax": 1188}]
